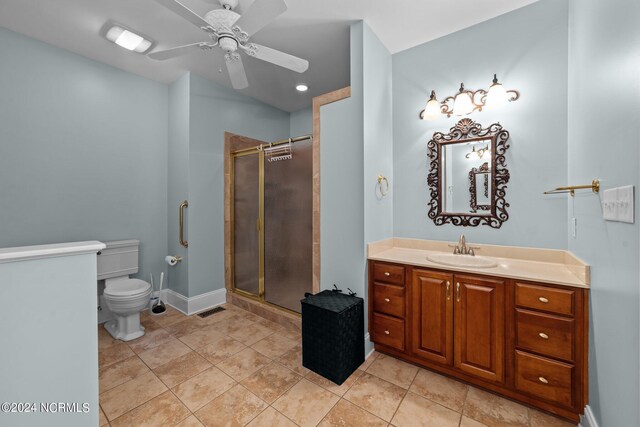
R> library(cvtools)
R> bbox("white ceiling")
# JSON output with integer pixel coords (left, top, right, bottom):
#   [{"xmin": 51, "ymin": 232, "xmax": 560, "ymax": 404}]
[{"xmin": 0, "ymin": 0, "xmax": 537, "ymax": 112}]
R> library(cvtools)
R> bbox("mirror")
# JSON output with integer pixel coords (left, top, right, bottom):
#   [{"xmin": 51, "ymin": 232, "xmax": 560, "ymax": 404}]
[
  {"xmin": 442, "ymin": 141, "xmax": 492, "ymax": 214},
  {"xmin": 427, "ymin": 119, "xmax": 511, "ymax": 228},
  {"xmin": 469, "ymin": 162, "xmax": 491, "ymax": 213}
]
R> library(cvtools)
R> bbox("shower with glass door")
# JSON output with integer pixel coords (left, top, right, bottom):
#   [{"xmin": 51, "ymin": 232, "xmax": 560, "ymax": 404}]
[{"xmin": 231, "ymin": 136, "xmax": 313, "ymax": 314}]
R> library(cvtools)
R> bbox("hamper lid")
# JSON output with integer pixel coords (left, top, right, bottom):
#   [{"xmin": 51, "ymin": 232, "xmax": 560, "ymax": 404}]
[{"xmin": 301, "ymin": 290, "xmax": 362, "ymax": 313}]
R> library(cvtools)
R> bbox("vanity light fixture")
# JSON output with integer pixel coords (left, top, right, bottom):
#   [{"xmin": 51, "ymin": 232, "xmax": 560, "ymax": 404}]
[
  {"xmin": 422, "ymin": 91, "xmax": 442, "ymax": 120},
  {"xmin": 485, "ymin": 74, "xmax": 519, "ymax": 108},
  {"xmin": 104, "ymin": 24, "xmax": 153, "ymax": 53},
  {"xmin": 465, "ymin": 144, "xmax": 490, "ymax": 159},
  {"xmin": 419, "ymin": 74, "xmax": 520, "ymax": 120}
]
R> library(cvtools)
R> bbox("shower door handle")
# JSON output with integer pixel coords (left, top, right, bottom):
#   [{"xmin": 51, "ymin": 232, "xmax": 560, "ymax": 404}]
[{"xmin": 179, "ymin": 200, "xmax": 188, "ymax": 248}]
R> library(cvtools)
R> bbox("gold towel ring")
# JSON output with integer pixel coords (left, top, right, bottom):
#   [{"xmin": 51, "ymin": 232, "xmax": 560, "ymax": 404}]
[{"xmin": 377, "ymin": 175, "xmax": 389, "ymax": 198}]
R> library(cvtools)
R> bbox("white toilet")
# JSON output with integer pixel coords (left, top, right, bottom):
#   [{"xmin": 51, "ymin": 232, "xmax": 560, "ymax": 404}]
[{"xmin": 98, "ymin": 240, "xmax": 152, "ymax": 341}]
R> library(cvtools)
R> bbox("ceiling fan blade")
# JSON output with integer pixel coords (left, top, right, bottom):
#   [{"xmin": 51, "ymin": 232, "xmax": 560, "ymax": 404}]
[
  {"xmin": 232, "ymin": 0, "xmax": 287, "ymax": 37},
  {"xmin": 244, "ymin": 43, "xmax": 309, "ymax": 73},
  {"xmin": 225, "ymin": 53, "xmax": 249, "ymax": 89},
  {"xmin": 156, "ymin": 0, "xmax": 212, "ymax": 30},
  {"xmin": 148, "ymin": 42, "xmax": 216, "ymax": 60}
]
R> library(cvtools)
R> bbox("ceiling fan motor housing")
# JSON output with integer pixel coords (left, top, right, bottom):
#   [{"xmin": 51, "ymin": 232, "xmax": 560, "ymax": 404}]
[{"xmin": 204, "ymin": 9, "xmax": 241, "ymax": 33}]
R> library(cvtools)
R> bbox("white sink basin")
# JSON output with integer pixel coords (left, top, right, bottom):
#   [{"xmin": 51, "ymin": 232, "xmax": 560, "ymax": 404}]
[{"xmin": 427, "ymin": 253, "xmax": 498, "ymax": 269}]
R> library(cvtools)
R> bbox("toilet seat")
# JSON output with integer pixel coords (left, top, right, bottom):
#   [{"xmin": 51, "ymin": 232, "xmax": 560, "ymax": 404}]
[{"xmin": 104, "ymin": 278, "xmax": 151, "ymax": 298}]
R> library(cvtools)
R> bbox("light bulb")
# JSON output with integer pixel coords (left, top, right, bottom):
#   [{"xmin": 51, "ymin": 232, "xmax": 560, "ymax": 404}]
[
  {"xmin": 485, "ymin": 74, "xmax": 509, "ymax": 108},
  {"xmin": 453, "ymin": 84, "xmax": 474, "ymax": 116},
  {"xmin": 422, "ymin": 90, "xmax": 441, "ymax": 120}
]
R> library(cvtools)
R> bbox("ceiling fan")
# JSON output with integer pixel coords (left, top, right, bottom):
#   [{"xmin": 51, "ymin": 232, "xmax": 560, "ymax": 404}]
[{"xmin": 149, "ymin": 0, "xmax": 309, "ymax": 89}]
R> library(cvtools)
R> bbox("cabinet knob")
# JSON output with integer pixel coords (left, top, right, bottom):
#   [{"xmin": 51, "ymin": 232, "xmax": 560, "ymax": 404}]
[
  {"xmin": 538, "ymin": 296, "xmax": 549, "ymax": 303},
  {"xmin": 538, "ymin": 332, "xmax": 549, "ymax": 340},
  {"xmin": 384, "ymin": 298, "xmax": 391, "ymax": 303},
  {"xmin": 538, "ymin": 376, "xmax": 549, "ymax": 384},
  {"xmin": 384, "ymin": 330, "xmax": 390, "ymax": 335},
  {"xmin": 384, "ymin": 272, "xmax": 391, "ymax": 276}
]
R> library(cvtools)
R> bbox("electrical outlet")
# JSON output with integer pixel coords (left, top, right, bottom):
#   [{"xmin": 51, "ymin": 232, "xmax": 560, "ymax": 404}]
[{"xmin": 602, "ymin": 188, "xmax": 617, "ymax": 221}]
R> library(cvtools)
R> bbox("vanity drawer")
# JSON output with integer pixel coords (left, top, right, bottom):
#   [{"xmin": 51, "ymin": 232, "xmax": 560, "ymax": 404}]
[
  {"xmin": 515, "ymin": 350, "xmax": 574, "ymax": 407},
  {"xmin": 373, "ymin": 262, "xmax": 405, "ymax": 286},
  {"xmin": 373, "ymin": 283, "xmax": 405, "ymax": 318},
  {"xmin": 516, "ymin": 309, "xmax": 574, "ymax": 362},
  {"xmin": 515, "ymin": 283, "xmax": 575, "ymax": 316},
  {"xmin": 372, "ymin": 313, "xmax": 405, "ymax": 351}
]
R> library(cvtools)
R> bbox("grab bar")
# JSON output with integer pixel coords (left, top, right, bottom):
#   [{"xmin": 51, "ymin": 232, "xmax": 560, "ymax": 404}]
[{"xmin": 179, "ymin": 200, "xmax": 188, "ymax": 248}]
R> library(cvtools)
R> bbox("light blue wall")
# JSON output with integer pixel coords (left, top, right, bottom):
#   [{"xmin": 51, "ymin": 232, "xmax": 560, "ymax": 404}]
[
  {"xmin": 320, "ymin": 23, "xmax": 365, "ymax": 296},
  {"xmin": 0, "ymin": 27, "xmax": 169, "ymax": 284},
  {"xmin": 0, "ymin": 254, "xmax": 99, "ymax": 427},
  {"xmin": 362, "ymin": 23, "xmax": 393, "ymax": 354},
  {"xmin": 167, "ymin": 74, "xmax": 190, "ymax": 295},
  {"xmin": 289, "ymin": 106, "xmax": 313, "ymax": 136},
  {"xmin": 567, "ymin": 0, "xmax": 640, "ymax": 425},
  {"xmin": 392, "ymin": 0, "xmax": 569, "ymax": 249},
  {"xmin": 320, "ymin": 22, "xmax": 391, "ymax": 354},
  {"xmin": 187, "ymin": 73, "xmax": 289, "ymax": 297},
  {"xmin": 363, "ymin": 24, "xmax": 393, "ymax": 244}
]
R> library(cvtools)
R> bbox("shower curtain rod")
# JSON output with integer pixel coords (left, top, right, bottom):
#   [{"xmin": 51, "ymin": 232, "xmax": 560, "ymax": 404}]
[{"xmin": 232, "ymin": 134, "xmax": 312, "ymax": 155}]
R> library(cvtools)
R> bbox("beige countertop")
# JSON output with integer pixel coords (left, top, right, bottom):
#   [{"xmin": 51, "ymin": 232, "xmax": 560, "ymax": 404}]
[{"xmin": 368, "ymin": 238, "xmax": 590, "ymax": 289}]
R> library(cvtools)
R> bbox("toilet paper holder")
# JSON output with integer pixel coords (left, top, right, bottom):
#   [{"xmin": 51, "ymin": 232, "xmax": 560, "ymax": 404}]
[{"xmin": 165, "ymin": 255, "xmax": 183, "ymax": 266}]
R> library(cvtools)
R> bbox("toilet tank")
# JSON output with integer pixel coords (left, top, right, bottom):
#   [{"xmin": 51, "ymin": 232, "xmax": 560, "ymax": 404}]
[{"xmin": 97, "ymin": 240, "xmax": 140, "ymax": 280}]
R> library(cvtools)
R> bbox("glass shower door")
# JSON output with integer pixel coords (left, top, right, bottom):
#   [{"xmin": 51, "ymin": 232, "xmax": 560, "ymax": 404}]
[
  {"xmin": 263, "ymin": 139, "xmax": 313, "ymax": 312},
  {"xmin": 232, "ymin": 152, "xmax": 261, "ymax": 297}
]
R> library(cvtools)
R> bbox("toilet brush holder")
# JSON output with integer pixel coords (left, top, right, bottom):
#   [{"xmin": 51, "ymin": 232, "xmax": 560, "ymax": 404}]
[
  {"xmin": 151, "ymin": 272, "xmax": 166, "ymax": 315},
  {"xmin": 149, "ymin": 296, "xmax": 159, "ymax": 311}
]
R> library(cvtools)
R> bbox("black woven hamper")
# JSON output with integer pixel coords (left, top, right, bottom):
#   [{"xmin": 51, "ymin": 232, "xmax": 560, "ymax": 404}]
[{"xmin": 301, "ymin": 290, "xmax": 364, "ymax": 385}]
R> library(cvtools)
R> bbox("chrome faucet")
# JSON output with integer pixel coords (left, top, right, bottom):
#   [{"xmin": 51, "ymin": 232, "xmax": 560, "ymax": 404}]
[{"xmin": 451, "ymin": 234, "xmax": 479, "ymax": 256}]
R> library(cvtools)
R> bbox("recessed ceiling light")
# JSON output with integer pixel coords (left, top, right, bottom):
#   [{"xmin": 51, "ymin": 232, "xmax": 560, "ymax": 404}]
[
  {"xmin": 296, "ymin": 84, "xmax": 309, "ymax": 92},
  {"xmin": 105, "ymin": 25, "xmax": 153, "ymax": 53}
]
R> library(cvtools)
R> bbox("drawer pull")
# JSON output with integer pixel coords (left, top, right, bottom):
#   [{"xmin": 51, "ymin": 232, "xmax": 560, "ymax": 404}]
[
  {"xmin": 538, "ymin": 296, "xmax": 549, "ymax": 303},
  {"xmin": 384, "ymin": 298, "xmax": 390, "ymax": 303},
  {"xmin": 538, "ymin": 376, "xmax": 549, "ymax": 384},
  {"xmin": 384, "ymin": 330, "xmax": 390, "ymax": 335},
  {"xmin": 538, "ymin": 332, "xmax": 549, "ymax": 340},
  {"xmin": 384, "ymin": 272, "xmax": 391, "ymax": 276}
]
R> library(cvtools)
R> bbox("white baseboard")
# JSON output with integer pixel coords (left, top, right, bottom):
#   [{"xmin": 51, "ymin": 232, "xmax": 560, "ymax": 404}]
[
  {"xmin": 364, "ymin": 333, "xmax": 376, "ymax": 359},
  {"xmin": 579, "ymin": 405, "xmax": 599, "ymax": 427},
  {"xmin": 161, "ymin": 288, "xmax": 227, "ymax": 316}
]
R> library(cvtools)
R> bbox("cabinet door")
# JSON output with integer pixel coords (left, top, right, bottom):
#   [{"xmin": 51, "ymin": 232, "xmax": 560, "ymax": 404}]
[
  {"xmin": 454, "ymin": 274, "xmax": 505, "ymax": 383},
  {"xmin": 411, "ymin": 269, "xmax": 454, "ymax": 365}
]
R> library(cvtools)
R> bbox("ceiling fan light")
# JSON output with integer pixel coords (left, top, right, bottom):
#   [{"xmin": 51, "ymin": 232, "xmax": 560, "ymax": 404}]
[{"xmin": 296, "ymin": 84, "xmax": 308, "ymax": 92}]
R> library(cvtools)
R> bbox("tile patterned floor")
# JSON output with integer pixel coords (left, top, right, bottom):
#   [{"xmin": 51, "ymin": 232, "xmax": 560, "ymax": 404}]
[{"xmin": 98, "ymin": 304, "xmax": 577, "ymax": 427}]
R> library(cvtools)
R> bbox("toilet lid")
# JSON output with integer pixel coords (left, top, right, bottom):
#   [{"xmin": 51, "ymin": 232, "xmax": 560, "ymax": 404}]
[{"xmin": 104, "ymin": 278, "xmax": 151, "ymax": 297}]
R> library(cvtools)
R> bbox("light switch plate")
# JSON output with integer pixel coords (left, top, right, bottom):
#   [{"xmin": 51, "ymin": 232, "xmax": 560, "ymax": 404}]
[
  {"xmin": 602, "ymin": 188, "xmax": 617, "ymax": 221},
  {"xmin": 616, "ymin": 185, "xmax": 634, "ymax": 223}
]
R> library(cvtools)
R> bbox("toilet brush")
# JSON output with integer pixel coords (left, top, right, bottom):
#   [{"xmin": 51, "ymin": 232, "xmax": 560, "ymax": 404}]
[{"xmin": 151, "ymin": 272, "xmax": 166, "ymax": 315}]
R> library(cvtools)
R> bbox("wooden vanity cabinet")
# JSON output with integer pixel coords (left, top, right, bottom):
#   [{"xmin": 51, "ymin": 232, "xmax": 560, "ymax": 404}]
[
  {"xmin": 368, "ymin": 261, "xmax": 588, "ymax": 423},
  {"xmin": 454, "ymin": 274, "xmax": 505, "ymax": 383},
  {"xmin": 410, "ymin": 269, "xmax": 453, "ymax": 365}
]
